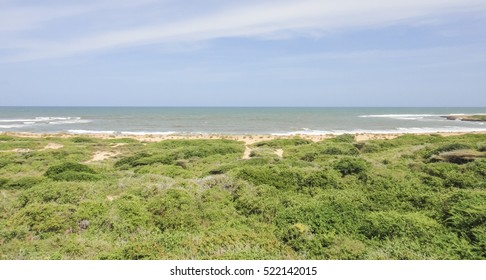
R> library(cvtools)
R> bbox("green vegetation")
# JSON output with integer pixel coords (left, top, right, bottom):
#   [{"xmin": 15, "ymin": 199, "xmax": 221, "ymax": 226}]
[{"xmin": 0, "ymin": 133, "xmax": 485, "ymax": 259}]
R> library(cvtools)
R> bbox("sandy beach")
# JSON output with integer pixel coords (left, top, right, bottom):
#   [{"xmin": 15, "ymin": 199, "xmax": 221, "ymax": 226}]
[{"xmin": 3, "ymin": 131, "xmax": 486, "ymax": 145}]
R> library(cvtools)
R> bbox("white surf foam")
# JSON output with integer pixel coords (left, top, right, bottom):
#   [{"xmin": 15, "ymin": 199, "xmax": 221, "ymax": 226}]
[
  {"xmin": 120, "ymin": 131, "xmax": 176, "ymax": 136},
  {"xmin": 68, "ymin": 130, "xmax": 115, "ymax": 134},
  {"xmin": 0, "ymin": 116, "xmax": 90, "ymax": 126},
  {"xmin": 272, "ymin": 126, "xmax": 486, "ymax": 136},
  {"xmin": 358, "ymin": 114, "xmax": 439, "ymax": 120},
  {"xmin": 0, "ymin": 124, "xmax": 26, "ymax": 128}
]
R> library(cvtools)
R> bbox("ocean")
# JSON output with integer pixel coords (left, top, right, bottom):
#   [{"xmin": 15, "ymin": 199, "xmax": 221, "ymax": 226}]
[{"xmin": 0, "ymin": 107, "xmax": 485, "ymax": 135}]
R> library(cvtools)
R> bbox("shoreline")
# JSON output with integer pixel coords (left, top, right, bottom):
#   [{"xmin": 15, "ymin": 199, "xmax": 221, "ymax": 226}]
[{"xmin": 2, "ymin": 130, "xmax": 486, "ymax": 144}]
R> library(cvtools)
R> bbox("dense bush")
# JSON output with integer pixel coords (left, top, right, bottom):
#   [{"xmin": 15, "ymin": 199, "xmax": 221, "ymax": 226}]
[
  {"xmin": 154, "ymin": 139, "xmax": 244, "ymax": 159},
  {"xmin": 115, "ymin": 140, "xmax": 243, "ymax": 169},
  {"xmin": 255, "ymin": 138, "xmax": 312, "ymax": 148},
  {"xmin": 45, "ymin": 162, "xmax": 101, "ymax": 181},
  {"xmin": 360, "ymin": 211, "xmax": 441, "ymax": 240},
  {"xmin": 301, "ymin": 169, "xmax": 341, "ymax": 189},
  {"xmin": 0, "ymin": 178, "xmax": 9, "ymax": 189},
  {"xmin": 148, "ymin": 189, "xmax": 200, "ymax": 231},
  {"xmin": 423, "ymin": 162, "xmax": 480, "ymax": 188},
  {"xmin": 334, "ymin": 157, "xmax": 370, "ymax": 177},
  {"xmin": 2, "ymin": 177, "xmax": 43, "ymax": 190},
  {"xmin": 114, "ymin": 152, "xmax": 152, "ymax": 168},
  {"xmin": 10, "ymin": 203, "xmax": 76, "ymax": 236},
  {"xmin": 0, "ymin": 134, "xmax": 15, "ymax": 141},
  {"xmin": 71, "ymin": 137, "xmax": 97, "ymax": 143},
  {"xmin": 443, "ymin": 192, "xmax": 486, "ymax": 239},
  {"xmin": 234, "ymin": 184, "xmax": 281, "ymax": 222},
  {"xmin": 424, "ymin": 143, "xmax": 472, "ymax": 159},
  {"xmin": 18, "ymin": 182, "xmax": 88, "ymax": 206},
  {"xmin": 321, "ymin": 143, "xmax": 360, "ymax": 156},
  {"xmin": 329, "ymin": 134, "xmax": 355, "ymax": 143},
  {"xmin": 235, "ymin": 166, "xmax": 304, "ymax": 190},
  {"xmin": 0, "ymin": 159, "xmax": 11, "ymax": 169},
  {"xmin": 466, "ymin": 159, "xmax": 486, "ymax": 178},
  {"xmin": 108, "ymin": 195, "xmax": 153, "ymax": 234}
]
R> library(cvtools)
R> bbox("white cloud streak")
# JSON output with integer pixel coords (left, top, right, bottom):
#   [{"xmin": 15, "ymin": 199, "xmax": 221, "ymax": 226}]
[{"xmin": 1, "ymin": 0, "xmax": 486, "ymax": 62}]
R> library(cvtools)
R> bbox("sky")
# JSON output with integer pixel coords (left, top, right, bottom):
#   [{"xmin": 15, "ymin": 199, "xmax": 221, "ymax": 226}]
[{"xmin": 1, "ymin": 0, "xmax": 486, "ymax": 107}]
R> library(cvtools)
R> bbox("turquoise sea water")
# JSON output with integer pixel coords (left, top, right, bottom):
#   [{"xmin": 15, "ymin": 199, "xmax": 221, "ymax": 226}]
[{"xmin": 0, "ymin": 107, "xmax": 485, "ymax": 135}]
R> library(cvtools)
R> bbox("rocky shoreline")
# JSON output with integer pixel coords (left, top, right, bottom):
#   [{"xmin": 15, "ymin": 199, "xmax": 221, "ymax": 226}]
[{"xmin": 442, "ymin": 114, "xmax": 486, "ymax": 122}]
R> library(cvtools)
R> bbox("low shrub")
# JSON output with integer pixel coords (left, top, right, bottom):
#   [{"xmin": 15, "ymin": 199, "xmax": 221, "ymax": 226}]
[
  {"xmin": 154, "ymin": 140, "xmax": 244, "ymax": 159},
  {"xmin": 334, "ymin": 157, "xmax": 370, "ymax": 177},
  {"xmin": 114, "ymin": 152, "xmax": 152, "ymax": 169},
  {"xmin": 73, "ymin": 201, "xmax": 109, "ymax": 232},
  {"xmin": 424, "ymin": 143, "xmax": 471, "ymax": 159},
  {"xmin": 255, "ymin": 138, "xmax": 312, "ymax": 148},
  {"xmin": 10, "ymin": 203, "xmax": 76, "ymax": 236},
  {"xmin": 300, "ymin": 152, "xmax": 317, "ymax": 162},
  {"xmin": 466, "ymin": 159, "xmax": 486, "ymax": 178},
  {"xmin": 71, "ymin": 137, "xmax": 97, "ymax": 143},
  {"xmin": 280, "ymin": 222, "xmax": 326, "ymax": 255},
  {"xmin": 360, "ymin": 211, "xmax": 442, "ymax": 240},
  {"xmin": 18, "ymin": 182, "xmax": 87, "ymax": 206},
  {"xmin": 322, "ymin": 144, "xmax": 360, "ymax": 156},
  {"xmin": 423, "ymin": 163, "xmax": 479, "ymax": 188},
  {"xmin": 45, "ymin": 162, "xmax": 101, "ymax": 181},
  {"xmin": 275, "ymin": 200, "xmax": 363, "ymax": 236},
  {"xmin": 235, "ymin": 166, "xmax": 304, "ymax": 190},
  {"xmin": 471, "ymin": 226, "xmax": 486, "ymax": 258},
  {"xmin": 108, "ymin": 195, "xmax": 153, "ymax": 234},
  {"xmin": 443, "ymin": 192, "xmax": 486, "ymax": 239},
  {"xmin": 0, "ymin": 159, "xmax": 11, "ymax": 169},
  {"xmin": 329, "ymin": 134, "xmax": 355, "ymax": 143},
  {"xmin": 478, "ymin": 143, "xmax": 486, "ymax": 152},
  {"xmin": 301, "ymin": 169, "xmax": 341, "ymax": 189},
  {"xmin": 234, "ymin": 184, "xmax": 281, "ymax": 222},
  {"xmin": 3, "ymin": 177, "xmax": 43, "ymax": 190},
  {"xmin": 148, "ymin": 189, "xmax": 200, "ymax": 231},
  {"xmin": 0, "ymin": 178, "xmax": 9, "ymax": 189},
  {"xmin": 0, "ymin": 134, "xmax": 14, "ymax": 141},
  {"xmin": 136, "ymin": 164, "xmax": 192, "ymax": 178}
]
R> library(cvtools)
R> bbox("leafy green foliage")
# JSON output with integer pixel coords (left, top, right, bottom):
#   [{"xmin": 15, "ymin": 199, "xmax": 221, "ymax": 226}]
[
  {"xmin": 148, "ymin": 189, "xmax": 199, "ymax": 231},
  {"xmin": 71, "ymin": 137, "xmax": 97, "ymax": 143},
  {"xmin": 360, "ymin": 211, "xmax": 441, "ymax": 239},
  {"xmin": 255, "ymin": 137, "xmax": 312, "ymax": 148},
  {"xmin": 10, "ymin": 203, "xmax": 76, "ymax": 236},
  {"xmin": 0, "ymin": 159, "xmax": 11, "ymax": 169},
  {"xmin": 2, "ymin": 177, "xmax": 43, "ymax": 190},
  {"xmin": 1, "ymin": 134, "xmax": 485, "ymax": 259},
  {"xmin": 424, "ymin": 143, "xmax": 472, "ymax": 159},
  {"xmin": 334, "ymin": 157, "xmax": 370, "ymax": 176},
  {"xmin": 0, "ymin": 178, "xmax": 9, "ymax": 188},
  {"xmin": 45, "ymin": 162, "xmax": 101, "ymax": 181}
]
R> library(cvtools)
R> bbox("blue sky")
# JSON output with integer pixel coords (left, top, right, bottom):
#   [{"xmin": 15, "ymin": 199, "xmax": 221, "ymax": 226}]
[{"xmin": 1, "ymin": 0, "xmax": 486, "ymax": 106}]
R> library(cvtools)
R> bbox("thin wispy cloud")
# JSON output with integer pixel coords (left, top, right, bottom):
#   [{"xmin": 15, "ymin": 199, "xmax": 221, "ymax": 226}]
[{"xmin": 1, "ymin": 0, "xmax": 486, "ymax": 62}]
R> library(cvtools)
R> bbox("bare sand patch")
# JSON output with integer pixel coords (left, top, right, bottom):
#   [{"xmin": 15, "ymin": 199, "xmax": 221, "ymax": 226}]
[
  {"xmin": 87, "ymin": 151, "xmax": 120, "ymax": 163},
  {"xmin": 106, "ymin": 195, "xmax": 118, "ymax": 201},
  {"xmin": 12, "ymin": 148, "xmax": 32, "ymax": 153},
  {"xmin": 111, "ymin": 143, "xmax": 127, "ymax": 148},
  {"xmin": 355, "ymin": 134, "xmax": 401, "ymax": 142},
  {"xmin": 242, "ymin": 146, "xmax": 252, "ymax": 159},
  {"xmin": 41, "ymin": 143, "xmax": 64, "ymax": 150}
]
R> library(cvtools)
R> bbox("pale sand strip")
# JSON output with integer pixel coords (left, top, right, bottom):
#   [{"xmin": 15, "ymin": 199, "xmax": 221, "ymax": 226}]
[
  {"xmin": 2, "ymin": 131, "xmax": 486, "ymax": 145},
  {"xmin": 40, "ymin": 143, "xmax": 64, "ymax": 150},
  {"xmin": 242, "ymin": 146, "xmax": 252, "ymax": 159},
  {"xmin": 86, "ymin": 151, "xmax": 121, "ymax": 163}
]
